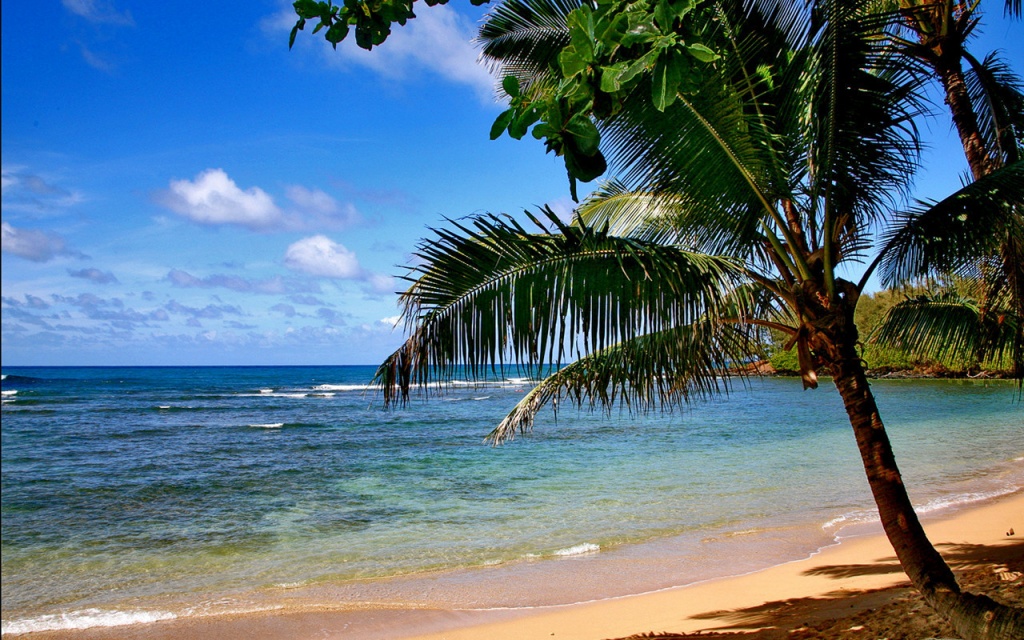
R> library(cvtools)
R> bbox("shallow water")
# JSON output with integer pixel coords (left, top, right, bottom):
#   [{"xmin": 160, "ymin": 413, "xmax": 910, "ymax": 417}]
[{"xmin": 1, "ymin": 367, "xmax": 1021, "ymax": 634}]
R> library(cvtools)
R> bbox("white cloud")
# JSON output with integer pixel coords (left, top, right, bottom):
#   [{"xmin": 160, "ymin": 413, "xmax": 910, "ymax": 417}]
[
  {"xmin": 270, "ymin": 4, "xmax": 496, "ymax": 101},
  {"xmin": 284, "ymin": 235, "xmax": 362, "ymax": 279},
  {"xmin": 1, "ymin": 222, "xmax": 80, "ymax": 262},
  {"xmin": 157, "ymin": 170, "xmax": 362, "ymax": 232},
  {"xmin": 159, "ymin": 169, "xmax": 283, "ymax": 230}
]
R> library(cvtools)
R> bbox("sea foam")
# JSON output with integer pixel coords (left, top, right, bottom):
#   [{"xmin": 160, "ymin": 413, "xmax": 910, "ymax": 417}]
[
  {"xmin": 553, "ymin": 543, "xmax": 600, "ymax": 557},
  {"xmin": 1, "ymin": 609, "xmax": 176, "ymax": 634}
]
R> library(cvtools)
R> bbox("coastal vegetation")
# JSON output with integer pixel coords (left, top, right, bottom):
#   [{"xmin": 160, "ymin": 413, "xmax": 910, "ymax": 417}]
[{"xmin": 290, "ymin": 0, "xmax": 1023, "ymax": 638}]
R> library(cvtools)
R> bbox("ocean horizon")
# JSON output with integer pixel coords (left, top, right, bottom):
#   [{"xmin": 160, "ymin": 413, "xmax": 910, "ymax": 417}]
[{"xmin": 2, "ymin": 365, "xmax": 1022, "ymax": 636}]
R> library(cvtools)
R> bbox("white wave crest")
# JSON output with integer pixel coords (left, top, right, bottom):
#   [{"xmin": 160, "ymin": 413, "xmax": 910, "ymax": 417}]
[
  {"xmin": 249, "ymin": 423, "xmax": 284, "ymax": 429},
  {"xmin": 312, "ymin": 384, "xmax": 371, "ymax": 392},
  {"xmin": 2, "ymin": 390, "xmax": 18, "ymax": 396},
  {"xmin": 1, "ymin": 609, "xmax": 176, "ymax": 635},
  {"xmin": 823, "ymin": 486, "xmax": 1021, "ymax": 532},
  {"xmin": 553, "ymin": 542, "xmax": 600, "ymax": 557}
]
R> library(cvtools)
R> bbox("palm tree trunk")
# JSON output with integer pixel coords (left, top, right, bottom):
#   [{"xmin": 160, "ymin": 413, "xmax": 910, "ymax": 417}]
[
  {"xmin": 829, "ymin": 334, "xmax": 1024, "ymax": 640},
  {"xmin": 932, "ymin": 49, "xmax": 995, "ymax": 180}
]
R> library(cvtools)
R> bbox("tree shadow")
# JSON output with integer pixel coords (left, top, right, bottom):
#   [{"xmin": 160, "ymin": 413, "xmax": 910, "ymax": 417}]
[
  {"xmin": 680, "ymin": 540, "xmax": 1023, "ymax": 632},
  {"xmin": 802, "ymin": 540, "xmax": 1023, "ymax": 579}
]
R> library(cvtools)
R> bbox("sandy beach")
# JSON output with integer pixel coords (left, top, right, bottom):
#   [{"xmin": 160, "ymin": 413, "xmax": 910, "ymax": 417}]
[{"xmin": 18, "ymin": 490, "xmax": 1022, "ymax": 640}]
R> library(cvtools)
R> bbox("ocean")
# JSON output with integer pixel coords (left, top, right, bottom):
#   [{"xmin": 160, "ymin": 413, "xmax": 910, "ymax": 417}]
[{"xmin": 1, "ymin": 366, "xmax": 1021, "ymax": 635}]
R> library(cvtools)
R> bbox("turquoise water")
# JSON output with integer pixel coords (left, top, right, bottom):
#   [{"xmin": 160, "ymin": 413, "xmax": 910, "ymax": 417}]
[{"xmin": 1, "ymin": 366, "xmax": 1022, "ymax": 634}]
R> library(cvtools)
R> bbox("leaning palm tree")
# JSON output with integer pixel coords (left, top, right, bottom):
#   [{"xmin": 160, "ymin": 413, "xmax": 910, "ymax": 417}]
[{"xmin": 371, "ymin": 0, "xmax": 1024, "ymax": 637}]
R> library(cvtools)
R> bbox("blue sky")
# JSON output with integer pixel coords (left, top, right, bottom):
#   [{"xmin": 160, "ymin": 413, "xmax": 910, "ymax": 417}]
[{"xmin": 2, "ymin": 1, "xmax": 1021, "ymax": 367}]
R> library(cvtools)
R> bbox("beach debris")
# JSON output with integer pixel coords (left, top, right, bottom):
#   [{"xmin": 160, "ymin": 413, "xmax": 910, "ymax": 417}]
[{"xmin": 1007, "ymin": 527, "xmax": 1014, "ymax": 536}]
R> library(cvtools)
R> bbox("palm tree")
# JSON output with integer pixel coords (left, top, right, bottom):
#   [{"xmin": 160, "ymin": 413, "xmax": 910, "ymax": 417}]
[
  {"xmin": 865, "ymin": 0, "xmax": 1024, "ymax": 377},
  {"xmin": 373, "ymin": 0, "xmax": 1024, "ymax": 637}
]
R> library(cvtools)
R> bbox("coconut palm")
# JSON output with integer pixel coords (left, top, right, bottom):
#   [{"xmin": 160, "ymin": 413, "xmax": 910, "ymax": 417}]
[
  {"xmin": 865, "ymin": 0, "xmax": 1024, "ymax": 379},
  {"xmin": 373, "ymin": 0, "xmax": 1024, "ymax": 637}
]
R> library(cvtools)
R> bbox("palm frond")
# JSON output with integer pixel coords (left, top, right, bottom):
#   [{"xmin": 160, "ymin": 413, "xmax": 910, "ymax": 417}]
[
  {"xmin": 869, "ymin": 290, "xmax": 1021, "ymax": 372},
  {"xmin": 803, "ymin": 2, "xmax": 924, "ymax": 234},
  {"xmin": 877, "ymin": 160, "xmax": 1024, "ymax": 286},
  {"xmin": 374, "ymin": 208, "xmax": 748, "ymax": 406},
  {"xmin": 477, "ymin": 0, "xmax": 578, "ymax": 89},
  {"xmin": 487, "ymin": 321, "xmax": 761, "ymax": 443},
  {"xmin": 964, "ymin": 50, "xmax": 1024, "ymax": 166}
]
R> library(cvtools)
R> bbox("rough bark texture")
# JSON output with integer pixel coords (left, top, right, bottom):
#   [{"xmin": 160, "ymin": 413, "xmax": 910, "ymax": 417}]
[
  {"xmin": 933, "ymin": 48, "xmax": 996, "ymax": 180},
  {"xmin": 829, "ymin": 324, "xmax": 1024, "ymax": 640}
]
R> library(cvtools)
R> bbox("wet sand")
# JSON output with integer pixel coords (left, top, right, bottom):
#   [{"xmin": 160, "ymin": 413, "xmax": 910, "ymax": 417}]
[{"xmin": 18, "ymin": 491, "xmax": 1022, "ymax": 640}]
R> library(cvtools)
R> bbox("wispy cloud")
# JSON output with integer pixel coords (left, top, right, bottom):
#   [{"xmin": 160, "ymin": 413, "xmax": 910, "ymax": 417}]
[
  {"xmin": 267, "ymin": 4, "xmax": 496, "ymax": 101},
  {"xmin": 1, "ymin": 222, "xmax": 84, "ymax": 262},
  {"xmin": 285, "ymin": 185, "xmax": 362, "ymax": 228},
  {"xmin": 62, "ymin": 0, "xmax": 134, "ymax": 26},
  {"xmin": 78, "ymin": 43, "xmax": 118, "ymax": 72},
  {"xmin": 164, "ymin": 300, "xmax": 243, "ymax": 321},
  {"xmin": 51, "ymin": 293, "xmax": 168, "ymax": 328},
  {"xmin": 166, "ymin": 268, "xmax": 322, "ymax": 295},
  {"xmin": 156, "ymin": 169, "xmax": 362, "ymax": 232},
  {"xmin": 1, "ymin": 166, "xmax": 85, "ymax": 214}
]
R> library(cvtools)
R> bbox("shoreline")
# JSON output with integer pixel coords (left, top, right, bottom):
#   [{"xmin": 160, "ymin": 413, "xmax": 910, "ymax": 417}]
[{"xmin": 11, "ymin": 490, "xmax": 1021, "ymax": 640}]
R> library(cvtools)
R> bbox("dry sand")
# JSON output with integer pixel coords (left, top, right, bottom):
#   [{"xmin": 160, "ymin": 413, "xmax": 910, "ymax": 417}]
[{"xmin": 19, "ymin": 491, "xmax": 1023, "ymax": 640}]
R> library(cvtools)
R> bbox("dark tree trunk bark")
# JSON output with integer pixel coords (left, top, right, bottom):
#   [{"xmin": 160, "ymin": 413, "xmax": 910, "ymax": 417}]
[
  {"xmin": 933, "ymin": 50, "xmax": 995, "ymax": 180},
  {"xmin": 829, "ymin": 329, "xmax": 1024, "ymax": 639}
]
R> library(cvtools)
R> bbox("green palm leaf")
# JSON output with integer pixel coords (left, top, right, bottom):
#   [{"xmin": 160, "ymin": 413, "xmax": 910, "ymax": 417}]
[
  {"xmin": 374, "ymin": 208, "xmax": 747, "ymax": 406},
  {"xmin": 869, "ymin": 290, "xmax": 1021, "ymax": 372},
  {"xmin": 487, "ymin": 321, "xmax": 761, "ymax": 443},
  {"xmin": 477, "ymin": 0, "xmax": 577, "ymax": 89},
  {"xmin": 877, "ymin": 160, "xmax": 1024, "ymax": 285},
  {"xmin": 963, "ymin": 50, "xmax": 1024, "ymax": 166}
]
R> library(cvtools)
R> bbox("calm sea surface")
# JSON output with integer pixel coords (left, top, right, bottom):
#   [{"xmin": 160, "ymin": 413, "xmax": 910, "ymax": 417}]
[{"xmin": 2, "ymin": 366, "xmax": 1022, "ymax": 634}]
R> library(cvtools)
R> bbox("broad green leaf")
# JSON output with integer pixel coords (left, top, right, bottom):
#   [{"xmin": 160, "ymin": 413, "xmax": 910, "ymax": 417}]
[
  {"xmin": 559, "ymin": 50, "xmax": 590, "ymax": 78},
  {"xmin": 490, "ymin": 108, "xmax": 516, "ymax": 140},
  {"xmin": 293, "ymin": 0, "xmax": 322, "ymax": 20},
  {"xmin": 510, "ymin": 107, "xmax": 542, "ymax": 139},
  {"xmin": 670, "ymin": 0, "xmax": 695, "ymax": 20},
  {"xmin": 652, "ymin": 54, "xmax": 682, "ymax": 111},
  {"xmin": 621, "ymin": 18, "xmax": 661, "ymax": 46},
  {"xmin": 686, "ymin": 43, "xmax": 718, "ymax": 63},
  {"xmin": 502, "ymin": 75, "xmax": 520, "ymax": 98},
  {"xmin": 565, "ymin": 114, "xmax": 601, "ymax": 156},
  {"xmin": 600, "ymin": 64, "xmax": 626, "ymax": 92}
]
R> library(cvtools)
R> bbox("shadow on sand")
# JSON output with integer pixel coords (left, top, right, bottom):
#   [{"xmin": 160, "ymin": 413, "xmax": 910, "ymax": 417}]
[{"xmin": 610, "ymin": 541, "xmax": 1023, "ymax": 640}]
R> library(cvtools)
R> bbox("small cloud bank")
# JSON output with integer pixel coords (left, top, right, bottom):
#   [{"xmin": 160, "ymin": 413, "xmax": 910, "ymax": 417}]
[
  {"xmin": 156, "ymin": 169, "xmax": 361, "ymax": 232},
  {"xmin": 68, "ymin": 267, "xmax": 119, "ymax": 284},
  {"xmin": 284, "ymin": 235, "xmax": 395, "ymax": 293},
  {"xmin": 1, "ymin": 222, "xmax": 83, "ymax": 262},
  {"xmin": 1, "ymin": 166, "xmax": 85, "ymax": 214},
  {"xmin": 159, "ymin": 169, "xmax": 282, "ymax": 230},
  {"xmin": 167, "ymin": 269, "xmax": 322, "ymax": 295},
  {"xmin": 284, "ymin": 235, "xmax": 361, "ymax": 278}
]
